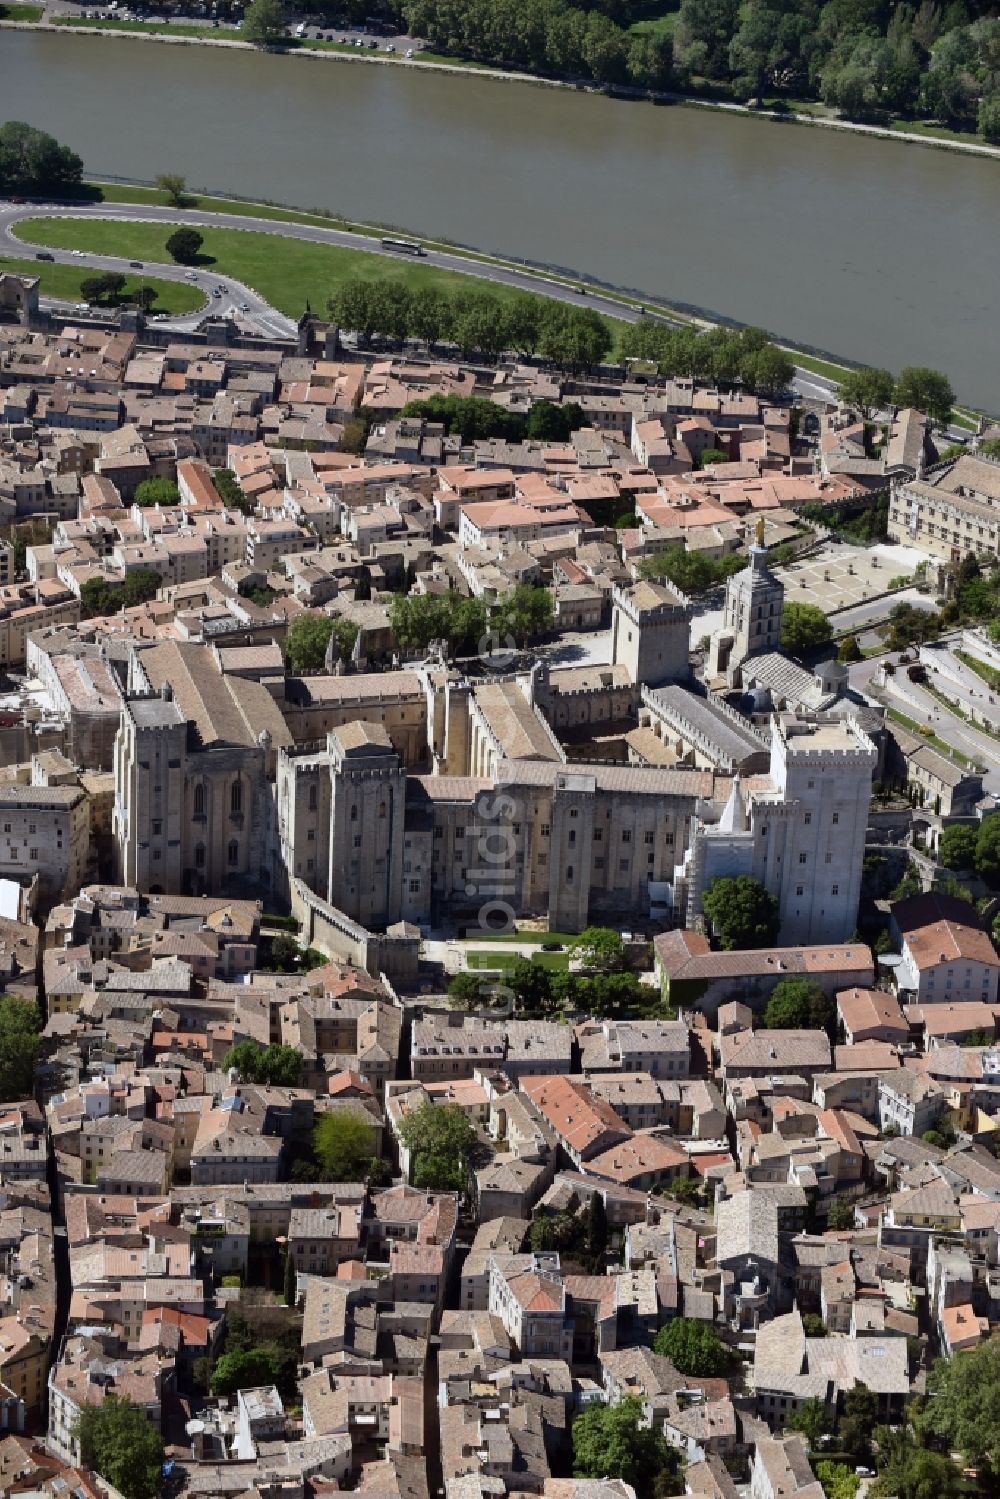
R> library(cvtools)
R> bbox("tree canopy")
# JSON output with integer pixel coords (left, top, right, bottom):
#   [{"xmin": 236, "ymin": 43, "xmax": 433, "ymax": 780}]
[
  {"xmin": 313, "ymin": 1109, "xmax": 378, "ymax": 1182},
  {"xmin": 763, "ymin": 977, "xmax": 835, "ymax": 1034},
  {"xmin": 837, "ymin": 366, "xmax": 895, "ymax": 419},
  {"xmin": 939, "ymin": 823, "xmax": 979, "ymax": 871},
  {"xmin": 781, "ymin": 600, "xmax": 834, "ymax": 658},
  {"xmin": 0, "ymin": 121, "xmax": 84, "ymax": 194},
  {"xmin": 166, "ymin": 227, "xmax": 204, "ymax": 265},
  {"xmin": 242, "ymin": 0, "xmax": 287, "ymax": 44},
  {"xmin": 397, "ymin": 1099, "xmax": 476, "ymax": 1193},
  {"xmin": 653, "ymin": 1317, "xmax": 732, "ymax": 1376},
  {"xmin": 285, "ymin": 612, "xmax": 340, "ymax": 673},
  {"xmin": 572, "ymin": 1394, "xmax": 677, "ymax": 1490},
  {"xmin": 0, "ymin": 996, "xmax": 42, "ymax": 1103},
  {"xmin": 702, "ymin": 875, "xmax": 780, "ymax": 950},
  {"xmin": 637, "ymin": 544, "xmax": 744, "ymax": 595},
  {"xmin": 75, "ymin": 1394, "xmax": 164, "ymax": 1499},
  {"xmin": 210, "ymin": 1346, "xmax": 282, "ymax": 1396},
  {"xmin": 916, "ymin": 1333, "xmax": 1000, "ymax": 1479},
  {"xmin": 222, "ymin": 1040, "xmax": 302, "ymax": 1087},
  {"xmin": 329, "ymin": 277, "xmax": 612, "ymax": 367},
  {"xmin": 894, "ymin": 366, "xmax": 955, "ymax": 425},
  {"xmin": 133, "ymin": 478, "xmax": 180, "ymax": 508},
  {"xmin": 569, "ymin": 926, "xmax": 626, "ymax": 973}
]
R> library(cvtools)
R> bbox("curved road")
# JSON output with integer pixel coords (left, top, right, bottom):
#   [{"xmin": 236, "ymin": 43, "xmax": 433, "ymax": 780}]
[{"xmin": 0, "ymin": 199, "xmax": 850, "ymax": 399}]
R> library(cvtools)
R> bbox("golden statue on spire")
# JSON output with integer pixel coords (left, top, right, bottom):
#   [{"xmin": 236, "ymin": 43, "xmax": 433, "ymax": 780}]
[{"xmin": 755, "ymin": 515, "xmax": 766, "ymax": 547}]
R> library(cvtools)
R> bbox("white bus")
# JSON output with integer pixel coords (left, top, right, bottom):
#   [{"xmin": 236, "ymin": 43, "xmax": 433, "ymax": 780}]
[{"xmin": 380, "ymin": 237, "xmax": 426, "ymax": 257}]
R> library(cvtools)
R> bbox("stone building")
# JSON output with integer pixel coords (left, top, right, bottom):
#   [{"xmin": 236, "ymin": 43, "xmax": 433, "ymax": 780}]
[
  {"xmin": 681, "ymin": 714, "xmax": 877, "ymax": 944},
  {"xmin": 708, "ymin": 534, "xmax": 784, "ymax": 686},
  {"xmin": 611, "ymin": 579, "xmax": 693, "ymax": 687},
  {"xmin": 0, "ymin": 781, "xmax": 89, "ymax": 903},
  {"xmin": 113, "ymin": 640, "xmax": 291, "ymax": 898}
]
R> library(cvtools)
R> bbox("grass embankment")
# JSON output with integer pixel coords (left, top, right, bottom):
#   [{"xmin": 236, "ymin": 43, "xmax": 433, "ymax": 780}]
[
  {"xmin": 0, "ymin": 254, "xmax": 202, "ymax": 313},
  {"xmin": 53, "ymin": 15, "xmax": 242, "ymax": 37},
  {"xmin": 16, "ymin": 216, "xmax": 626, "ymax": 339},
  {"xmin": 0, "ymin": 4, "xmax": 43, "ymax": 18},
  {"xmin": 956, "ymin": 649, "xmax": 1000, "ymax": 691},
  {"xmin": 884, "ymin": 704, "xmax": 973, "ymax": 765}
]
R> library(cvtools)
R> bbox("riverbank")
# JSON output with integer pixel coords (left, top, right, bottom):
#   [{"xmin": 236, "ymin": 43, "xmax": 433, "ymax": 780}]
[
  {"xmin": 3, "ymin": 16, "xmax": 1000, "ymax": 163},
  {"xmin": 47, "ymin": 185, "xmax": 864, "ymax": 391}
]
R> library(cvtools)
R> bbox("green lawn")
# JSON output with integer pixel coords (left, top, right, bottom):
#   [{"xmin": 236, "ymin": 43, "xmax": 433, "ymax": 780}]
[
  {"xmin": 0, "ymin": 254, "xmax": 202, "ymax": 313},
  {"xmin": 465, "ymin": 950, "xmax": 570, "ymax": 973},
  {"xmin": 53, "ymin": 15, "xmax": 242, "ymax": 37},
  {"xmin": 0, "ymin": 3, "xmax": 43, "ymax": 18},
  {"xmin": 16, "ymin": 216, "xmax": 626, "ymax": 335}
]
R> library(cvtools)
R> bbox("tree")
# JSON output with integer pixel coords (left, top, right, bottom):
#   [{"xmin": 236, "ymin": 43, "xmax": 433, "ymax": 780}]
[
  {"xmin": 447, "ymin": 971, "xmax": 489, "ymax": 1009},
  {"xmin": 975, "ymin": 811, "xmax": 1000, "ymax": 887},
  {"xmin": 492, "ymin": 583, "xmax": 554, "ymax": 645},
  {"xmin": 572, "ymin": 1395, "xmax": 675, "ymax": 1490},
  {"xmin": 981, "ymin": 93, "xmax": 1000, "ymax": 145},
  {"xmin": 214, "ymin": 467, "xmax": 254, "ymax": 515},
  {"xmin": 838, "ymin": 634, "xmax": 862, "ymax": 663},
  {"xmin": 223, "ymin": 1040, "xmax": 302, "ymax": 1087},
  {"xmin": 285, "ymin": 611, "xmax": 336, "ymax": 673},
  {"xmin": 837, "ymin": 366, "xmax": 895, "ymax": 419},
  {"xmin": 826, "ymin": 1197, "xmax": 857, "ymax": 1230},
  {"xmin": 0, "ymin": 121, "xmax": 84, "ymax": 195},
  {"xmin": 654, "ymin": 1317, "xmax": 732, "ymax": 1376},
  {"xmin": 80, "ymin": 271, "xmax": 127, "ymax": 306},
  {"xmin": 569, "ymin": 927, "xmax": 625, "ymax": 974},
  {"xmin": 786, "ymin": 1396, "xmax": 831, "ymax": 1448},
  {"xmin": 801, "ymin": 1313, "xmax": 828, "ymax": 1337},
  {"xmin": 75, "ymin": 1394, "xmax": 164, "ymax": 1499},
  {"xmin": 894, "ymin": 366, "xmax": 955, "ymax": 425},
  {"xmin": 210, "ymin": 1346, "xmax": 281, "ymax": 1396},
  {"xmin": 763, "ymin": 977, "xmax": 834, "ymax": 1034},
  {"xmin": 166, "ymin": 227, "xmax": 204, "ymax": 265},
  {"xmin": 838, "ymin": 1384, "xmax": 877, "ymax": 1466},
  {"xmin": 121, "ymin": 568, "xmax": 162, "ymax": 608},
  {"xmin": 814, "ymin": 1461, "xmax": 858, "ymax": 1499},
  {"xmin": 133, "ymin": 477, "xmax": 180, "ymax": 508},
  {"xmin": 242, "ymin": 0, "xmax": 287, "ymax": 44},
  {"xmin": 397, "ymin": 1099, "xmax": 476, "ymax": 1192},
  {"xmin": 916, "ymin": 1334, "xmax": 1000, "ymax": 1479},
  {"xmin": 702, "ymin": 875, "xmax": 780, "ymax": 950},
  {"xmin": 508, "ymin": 958, "xmax": 554, "ymax": 1014},
  {"xmin": 940, "ymin": 823, "xmax": 978, "ymax": 871},
  {"xmin": 781, "ymin": 601, "xmax": 834, "ymax": 658},
  {"xmin": 697, "ymin": 446, "xmax": 731, "ymax": 468},
  {"xmin": 876, "ymin": 1425, "xmax": 961, "ymax": 1499},
  {"xmin": 155, "ymin": 171, "xmax": 188, "ymax": 205},
  {"xmin": 585, "ymin": 1189, "xmax": 608, "ymax": 1268},
  {"xmin": 530, "ymin": 1210, "xmax": 585, "ymax": 1254},
  {"xmin": 313, "ymin": 1109, "xmax": 377, "ymax": 1181},
  {"xmin": 0, "ymin": 996, "xmax": 41, "ymax": 1102}
]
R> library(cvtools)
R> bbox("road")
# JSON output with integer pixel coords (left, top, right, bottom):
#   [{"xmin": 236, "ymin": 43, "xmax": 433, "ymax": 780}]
[{"xmin": 0, "ymin": 200, "xmax": 849, "ymax": 400}]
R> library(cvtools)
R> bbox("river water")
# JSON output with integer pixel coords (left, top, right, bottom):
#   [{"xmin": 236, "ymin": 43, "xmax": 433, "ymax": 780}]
[{"xmin": 1, "ymin": 31, "xmax": 998, "ymax": 406}]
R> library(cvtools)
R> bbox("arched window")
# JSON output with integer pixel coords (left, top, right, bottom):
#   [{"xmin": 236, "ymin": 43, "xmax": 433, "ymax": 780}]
[
  {"xmin": 193, "ymin": 783, "xmax": 205, "ymax": 818},
  {"xmin": 230, "ymin": 780, "xmax": 242, "ymax": 816},
  {"xmin": 350, "ymin": 805, "xmax": 358, "ymax": 822},
  {"xmin": 379, "ymin": 801, "xmax": 387, "ymax": 819},
  {"xmin": 308, "ymin": 785, "xmax": 318, "ymax": 812},
  {"xmin": 228, "ymin": 839, "xmax": 239, "ymax": 866},
  {"xmin": 194, "ymin": 843, "xmax": 205, "ymax": 868}
]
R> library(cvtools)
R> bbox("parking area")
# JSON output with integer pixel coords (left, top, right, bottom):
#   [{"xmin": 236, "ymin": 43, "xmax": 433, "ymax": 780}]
[{"xmin": 773, "ymin": 540, "xmax": 926, "ymax": 616}]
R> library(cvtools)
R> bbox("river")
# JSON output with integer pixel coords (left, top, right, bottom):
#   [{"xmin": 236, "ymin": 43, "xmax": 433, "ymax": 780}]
[{"xmin": 1, "ymin": 30, "xmax": 998, "ymax": 407}]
